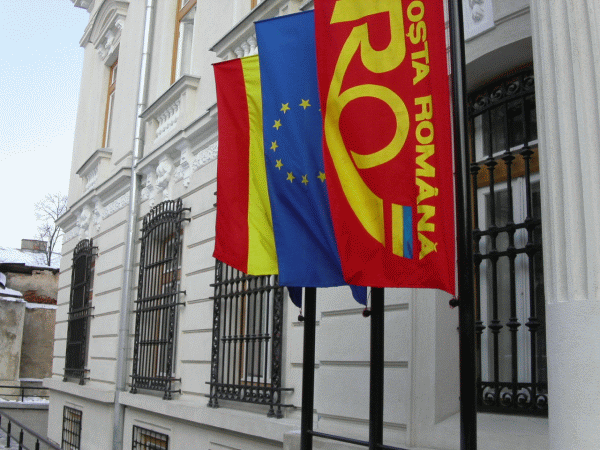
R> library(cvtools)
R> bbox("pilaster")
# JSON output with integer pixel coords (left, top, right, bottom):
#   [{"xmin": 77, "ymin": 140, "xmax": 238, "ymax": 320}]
[{"xmin": 530, "ymin": 1, "xmax": 600, "ymax": 448}]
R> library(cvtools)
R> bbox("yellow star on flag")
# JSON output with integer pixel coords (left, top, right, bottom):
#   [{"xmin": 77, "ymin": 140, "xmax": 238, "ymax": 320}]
[
  {"xmin": 299, "ymin": 99, "xmax": 311, "ymax": 110},
  {"xmin": 273, "ymin": 119, "xmax": 282, "ymax": 130},
  {"xmin": 270, "ymin": 141, "xmax": 279, "ymax": 151},
  {"xmin": 286, "ymin": 172, "xmax": 295, "ymax": 183},
  {"xmin": 317, "ymin": 171, "xmax": 326, "ymax": 182},
  {"xmin": 275, "ymin": 160, "xmax": 283, "ymax": 170},
  {"xmin": 301, "ymin": 175, "xmax": 309, "ymax": 185},
  {"xmin": 280, "ymin": 103, "xmax": 290, "ymax": 114}
]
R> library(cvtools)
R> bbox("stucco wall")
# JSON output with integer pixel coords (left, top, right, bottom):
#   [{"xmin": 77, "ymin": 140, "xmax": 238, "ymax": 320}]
[
  {"xmin": 5, "ymin": 270, "xmax": 59, "ymax": 300},
  {"xmin": 20, "ymin": 306, "xmax": 56, "ymax": 379},
  {"xmin": 0, "ymin": 299, "xmax": 26, "ymax": 382}
]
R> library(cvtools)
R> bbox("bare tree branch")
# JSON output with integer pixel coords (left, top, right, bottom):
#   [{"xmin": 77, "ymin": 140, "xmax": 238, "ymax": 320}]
[{"xmin": 35, "ymin": 193, "xmax": 68, "ymax": 266}]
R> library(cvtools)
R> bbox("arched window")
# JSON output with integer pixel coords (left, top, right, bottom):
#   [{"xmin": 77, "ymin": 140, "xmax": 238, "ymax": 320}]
[
  {"xmin": 64, "ymin": 239, "xmax": 96, "ymax": 384},
  {"xmin": 131, "ymin": 199, "xmax": 189, "ymax": 399}
]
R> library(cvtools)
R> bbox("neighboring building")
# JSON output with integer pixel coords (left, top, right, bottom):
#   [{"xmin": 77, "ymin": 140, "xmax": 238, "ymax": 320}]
[
  {"xmin": 0, "ymin": 240, "xmax": 59, "ymax": 393},
  {"xmin": 46, "ymin": 1, "xmax": 599, "ymax": 450}
]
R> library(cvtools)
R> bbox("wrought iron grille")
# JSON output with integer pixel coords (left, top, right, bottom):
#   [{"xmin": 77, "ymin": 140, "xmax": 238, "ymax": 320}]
[
  {"xmin": 131, "ymin": 199, "xmax": 189, "ymax": 399},
  {"xmin": 64, "ymin": 239, "xmax": 96, "ymax": 384},
  {"xmin": 468, "ymin": 68, "xmax": 547, "ymax": 415},
  {"xmin": 132, "ymin": 425, "xmax": 168, "ymax": 450},
  {"xmin": 62, "ymin": 406, "xmax": 82, "ymax": 450},
  {"xmin": 208, "ymin": 260, "xmax": 292, "ymax": 417}
]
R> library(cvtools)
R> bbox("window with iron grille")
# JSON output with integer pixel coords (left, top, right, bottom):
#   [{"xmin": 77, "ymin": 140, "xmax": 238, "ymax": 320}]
[
  {"xmin": 208, "ymin": 260, "xmax": 292, "ymax": 417},
  {"xmin": 468, "ymin": 68, "xmax": 547, "ymax": 415},
  {"xmin": 131, "ymin": 199, "xmax": 189, "ymax": 399},
  {"xmin": 62, "ymin": 406, "xmax": 82, "ymax": 450},
  {"xmin": 132, "ymin": 426, "xmax": 168, "ymax": 450},
  {"xmin": 64, "ymin": 239, "xmax": 96, "ymax": 384}
]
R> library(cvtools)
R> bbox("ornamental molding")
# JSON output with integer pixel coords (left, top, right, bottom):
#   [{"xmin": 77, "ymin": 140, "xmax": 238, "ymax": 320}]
[
  {"xmin": 141, "ymin": 75, "xmax": 201, "ymax": 144},
  {"xmin": 140, "ymin": 166, "xmax": 157, "ymax": 204},
  {"xmin": 193, "ymin": 141, "xmax": 218, "ymax": 172},
  {"xmin": 101, "ymin": 191, "xmax": 130, "ymax": 218},
  {"xmin": 210, "ymin": 0, "xmax": 301, "ymax": 60},
  {"xmin": 76, "ymin": 148, "xmax": 112, "ymax": 193},
  {"xmin": 140, "ymin": 141, "xmax": 218, "ymax": 208},
  {"xmin": 174, "ymin": 145, "xmax": 194, "ymax": 188},
  {"xmin": 81, "ymin": 0, "xmax": 129, "ymax": 64},
  {"xmin": 156, "ymin": 155, "xmax": 175, "ymax": 204},
  {"xmin": 63, "ymin": 190, "xmax": 131, "ymax": 244},
  {"xmin": 71, "ymin": 0, "xmax": 94, "ymax": 12}
]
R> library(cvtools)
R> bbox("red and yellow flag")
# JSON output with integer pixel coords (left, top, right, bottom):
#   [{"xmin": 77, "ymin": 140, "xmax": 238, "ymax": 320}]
[
  {"xmin": 213, "ymin": 56, "xmax": 278, "ymax": 275},
  {"xmin": 314, "ymin": 0, "xmax": 456, "ymax": 294}
]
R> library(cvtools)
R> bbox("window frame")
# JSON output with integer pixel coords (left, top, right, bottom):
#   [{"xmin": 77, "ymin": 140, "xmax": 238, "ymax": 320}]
[
  {"xmin": 102, "ymin": 59, "xmax": 118, "ymax": 148},
  {"xmin": 171, "ymin": 0, "xmax": 197, "ymax": 83}
]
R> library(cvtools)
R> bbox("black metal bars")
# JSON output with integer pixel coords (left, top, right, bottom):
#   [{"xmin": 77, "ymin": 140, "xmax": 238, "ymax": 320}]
[
  {"xmin": 64, "ymin": 239, "xmax": 96, "ymax": 384},
  {"xmin": 62, "ymin": 406, "xmax": 82, "ymax": 450},
  {"xmin": 0, "ymin": 409, "xmax": 61, "ymax": 450},
  {"xmin": 208, "ymin": 260, "xmax": 292, "ymax": 417},
  {"xmin": 131, "ymin": 199, "xmax": 189, "ymax": 399},
  {"xmin": 132, "ymin": 425, "xmax": 168, "ymax": 450},
  {"xmin": 468, "ymin": 69, "xmax": 547, "ymax": 416}
]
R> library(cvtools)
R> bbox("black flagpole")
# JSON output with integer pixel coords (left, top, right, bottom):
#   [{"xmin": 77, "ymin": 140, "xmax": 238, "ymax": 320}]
[
  {"xmin": 300, "ymin": 287, "xmax": 317, "ymax": 450},
  {"xmin": 449, "ymin": 0, "xmax": 477, "ymax": 449}
]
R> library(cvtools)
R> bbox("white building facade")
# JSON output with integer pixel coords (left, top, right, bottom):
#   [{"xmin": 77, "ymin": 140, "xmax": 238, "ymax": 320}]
[{"xmin": 46, "ymin": 0, "xmax": 600, "ymax": 449}]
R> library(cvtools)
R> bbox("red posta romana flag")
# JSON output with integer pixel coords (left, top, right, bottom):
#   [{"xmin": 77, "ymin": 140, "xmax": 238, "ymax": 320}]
[
  {"xmin": 213, "ymin": 56, "xmax": 278, "ymax": 275},
  {"xmin": 314, "ymin": 0, "xmax": 456, "ymax": 294}
]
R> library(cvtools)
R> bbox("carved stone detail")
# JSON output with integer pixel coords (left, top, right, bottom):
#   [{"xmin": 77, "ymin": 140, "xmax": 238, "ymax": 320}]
[
  {"xmin": 78, "ymin": 205, "xmax": 93, "ymax": 240},
  {"xmin": 102, "ymin": 191, "xmax": 130, "ymax": 217},
  {"xmin": 141, "ymin": 167, "xmax": 157, "ymax": 204},
  {"xmin": 92, "ymin": 198, "xmax": 104, "ymax": 232},
  {"xmin": 156, "ymin": 156, "xmax": 174, "ymax": 204},
  {"xmin": 175, "ymin": 147, "xmax": 194, "ymax": 188},
  {"xmin": 155, "ymin": 98, "xmax": 181, "ymax": 142},
  {"xmin": 463, "ymin": 0, "xmax": 494, "ymax": 40},
  {"xmin": 233, "ymin": 35, "xmax": 258, "ymax": 59},
  {"xmin": 85, "ymin": 164, "xmax": 99, "ymax": 192},
  {"xmin": 469, "ymin": 0, "xmax": 486, "ymax": 22},
  {"xmin": 97, "ymin": 17, "xmax": 124, "ymax": 62},
  {"xmin": 63, "ymin": 227, "xmax": 79, "ymax": 244},
  {"xmin": 193, "ymin": 141, "xmax": 219, "ymax": 172}
]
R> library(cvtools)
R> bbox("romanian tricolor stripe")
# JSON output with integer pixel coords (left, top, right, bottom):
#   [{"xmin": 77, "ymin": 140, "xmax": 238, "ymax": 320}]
[{"xmin": 213, "ymin": 56, "xmax": 278, "ymax": 275}]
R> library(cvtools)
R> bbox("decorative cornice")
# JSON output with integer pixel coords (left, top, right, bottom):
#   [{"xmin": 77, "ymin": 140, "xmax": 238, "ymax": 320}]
[
  {"xmin": 193, "ymin": 142, "xmax": 218, "ymax": 172},
  {"xmin": 211, "ymin": 0, "xmax": 301, "ymax": 60},
  {"xmin": 80, "ymin": 0, "xmax": 129, "ymax": 63},
  {"xmin": 71, "ymin": 0, "xmax": 95, "ymax": 12}
]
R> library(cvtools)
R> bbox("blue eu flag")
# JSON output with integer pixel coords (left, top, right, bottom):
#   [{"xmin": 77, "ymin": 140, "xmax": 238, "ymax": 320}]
[{"xmin": 255, "ymin": 11, "xmax": 366, "ymax": 306}]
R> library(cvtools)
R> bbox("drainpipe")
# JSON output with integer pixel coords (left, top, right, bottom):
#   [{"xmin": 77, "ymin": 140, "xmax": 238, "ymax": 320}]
[{"xmin": 113, "ymin": 1, "xmax": 156, "ymax": 449}]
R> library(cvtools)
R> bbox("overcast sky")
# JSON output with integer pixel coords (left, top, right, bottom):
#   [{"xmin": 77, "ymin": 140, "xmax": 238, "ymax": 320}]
[{"xmin": 0, "ymin": 1, "xmax": 88, "ymax": 250}]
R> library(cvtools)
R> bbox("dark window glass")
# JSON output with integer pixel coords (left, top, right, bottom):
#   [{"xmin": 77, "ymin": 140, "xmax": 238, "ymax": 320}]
[{"xmin": 64, "ymin": 239, "xmax": 95, "ymax": 384}]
